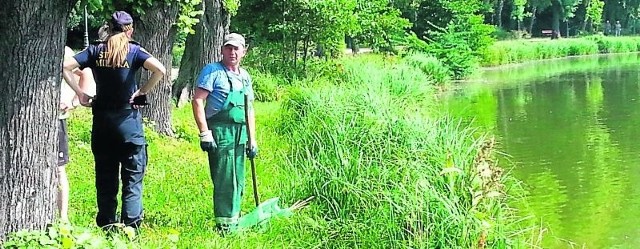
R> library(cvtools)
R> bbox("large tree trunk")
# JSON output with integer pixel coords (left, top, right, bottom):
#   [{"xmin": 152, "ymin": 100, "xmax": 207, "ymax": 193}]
[
  {"xmin": 173, "ymin": 0, "xmax": 230, "ymax": 107},
  {"xmin": 134, "ymin": 2, "xmax": 180, "ymax": 136},
  {"xmin": 0, "ymin": 0, "xmax": 74, "ymax": 239}
]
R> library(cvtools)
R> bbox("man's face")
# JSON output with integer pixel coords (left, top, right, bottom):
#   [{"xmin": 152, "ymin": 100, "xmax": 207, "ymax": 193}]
[{"xmin": 221, "ymin": 44, "xmax": 246, "ymax": 66}]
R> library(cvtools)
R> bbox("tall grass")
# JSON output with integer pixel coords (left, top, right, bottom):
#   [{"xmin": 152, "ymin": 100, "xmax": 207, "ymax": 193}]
[
  {"xmin": 276, "ymin": 57, "xmax": 534, "ymax": 248},
  {"xmin": 482, "ymin": 36, "xmax": 640, "ymax": 67}
]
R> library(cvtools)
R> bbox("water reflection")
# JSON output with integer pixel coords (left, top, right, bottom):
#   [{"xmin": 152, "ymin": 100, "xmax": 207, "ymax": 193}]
[{"xmin": 443, "ymin": 53, "xmax": 640, "ymax": 248}]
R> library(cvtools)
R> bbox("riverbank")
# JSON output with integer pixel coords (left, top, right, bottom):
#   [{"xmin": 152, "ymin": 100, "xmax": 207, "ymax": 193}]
[{"xmin": 481, "ymin": 35, "xmax": 640, "ymax": 67}]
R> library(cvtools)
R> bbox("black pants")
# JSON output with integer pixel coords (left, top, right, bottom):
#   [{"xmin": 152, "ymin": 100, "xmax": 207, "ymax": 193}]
[
  {"xmin": 91, "ymin": 109, "xmax": 148, "ymax": 228},
  {"xmin": 93, "ymin": 142, "xmax": 147, "ymax": 228}
]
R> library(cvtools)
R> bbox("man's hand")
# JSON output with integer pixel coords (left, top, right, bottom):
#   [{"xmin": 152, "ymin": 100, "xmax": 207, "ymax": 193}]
[
  {"xmin": 246, "ymin": 144, "xmax": 258, "ymax": 159},
  {"xmin": 199, "ymin": 130, "xmax": 216, "ymax": 152}
]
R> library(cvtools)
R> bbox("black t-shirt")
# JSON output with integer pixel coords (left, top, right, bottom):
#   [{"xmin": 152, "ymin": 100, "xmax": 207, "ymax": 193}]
[{"xmin": 74, "ymin": 41, "xmax": 152, "ymax": 110}]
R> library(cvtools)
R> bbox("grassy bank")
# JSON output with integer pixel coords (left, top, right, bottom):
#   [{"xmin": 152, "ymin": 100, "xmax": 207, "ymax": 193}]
[
  {"xmin": 4, "ymin": 54, "xmax": 535, "ymax": 248},
  {"xmin": 481, "ymin": 36, "xmax": 640, "ymax": 67}
]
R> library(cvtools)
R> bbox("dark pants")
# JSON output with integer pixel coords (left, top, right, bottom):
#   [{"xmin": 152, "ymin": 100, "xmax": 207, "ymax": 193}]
[
  {"xmin": 57, "ymin": 119, "xmax": 70, "ymax": 166},
  {"xmin": 93, "ymin": 142, "xmax": 147, "ymax": 228},
  {"xmin": 91, "ymin": 108, "xmax": 147, "ymax": 228}
]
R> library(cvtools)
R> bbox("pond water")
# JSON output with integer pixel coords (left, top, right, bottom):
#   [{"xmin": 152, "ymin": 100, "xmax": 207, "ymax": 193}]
[{"xmin": 443, "ymin": 53, "xmax": 640, "ymax": 248}]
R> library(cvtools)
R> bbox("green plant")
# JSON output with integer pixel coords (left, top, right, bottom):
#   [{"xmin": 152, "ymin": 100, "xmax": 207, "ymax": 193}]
[
  {"xmin": 404, "ymin": 53, "xmax": 451, "ymax": 85},
  {"xmin": 251, "ymin": 71, "xmax": 285, "ymax": 102},
  {"xmin": 2, "ymin": 223, "xmax": 147, "ymax": 249},
  {"xmin": 172, "ymin": 45, "xmax": 185, "ymax": 67},
  {"xmin": 427, "ymin": 29, "xmax": 478, "ymax": 80},
  {"xmin": 275, "ymin": 70, "xmax": 531, "ymax": 247}
]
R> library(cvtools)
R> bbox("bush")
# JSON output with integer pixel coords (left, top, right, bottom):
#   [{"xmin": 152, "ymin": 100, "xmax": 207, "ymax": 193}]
[
  {"xmin": 480, "ymin": 36, "xmax": 640, "ymax": 67},
  {"xmin": 403, "ymin": 53, "xmax": 451, "ymax": 85},
  {"xmin": 427, "ymin": 32, "xmax": 478, "ymax": 80}
]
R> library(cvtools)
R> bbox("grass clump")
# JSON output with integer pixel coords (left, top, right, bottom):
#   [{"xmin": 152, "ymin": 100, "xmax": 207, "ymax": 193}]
[{"xmin": 275, "ymin": 57, "xmax": 532, "ymax": 248}]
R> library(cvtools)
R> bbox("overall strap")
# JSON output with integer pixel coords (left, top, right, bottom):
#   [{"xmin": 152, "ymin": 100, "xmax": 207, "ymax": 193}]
[{"xmin": 219, "ymin": 63, "xmax": 246, "ymax": 111}]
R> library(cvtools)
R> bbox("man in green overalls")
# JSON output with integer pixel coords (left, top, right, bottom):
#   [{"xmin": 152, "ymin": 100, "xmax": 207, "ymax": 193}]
[{"xmin": 191, "ymin": 33, "xmax": 258, "ymax": 233}]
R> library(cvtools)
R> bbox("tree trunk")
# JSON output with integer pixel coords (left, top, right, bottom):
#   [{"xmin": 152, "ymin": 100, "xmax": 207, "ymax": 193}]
[
  {"xmin": 134, "ymin": 2, "xmax": 179, "ymax": 136},
  {"xmin": 174, "ymin": 0, "xmax": 230, "ymax": 107},
  {"xmin": 302, "ymin": 35, "xmax": 309, "ymax": 72},
  {"xmin": 0, "ymin": 0, "xmax": 74, "ymax": 239},
  {"xmin": 551, "ymin": 2, "xmax": 562, "ymax": 39},
  {"xmin": 496, "ymin": 0, "xmax": 504, "ymax": 28},
  {"xmin": 528, "ymin": 6, "xmax": 537, "ymax": 35}
]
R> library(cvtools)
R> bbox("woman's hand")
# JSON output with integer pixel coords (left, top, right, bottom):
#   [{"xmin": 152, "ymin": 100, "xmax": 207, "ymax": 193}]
[{"xmin": 129, "ymin": 90, "xmax": 148, "ymax": 109}]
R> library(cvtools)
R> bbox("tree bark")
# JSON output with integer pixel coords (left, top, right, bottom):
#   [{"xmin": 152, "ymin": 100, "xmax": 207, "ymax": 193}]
[
  {"xmin": 528, "ymin": 6, "xmax": 537, "ymax": 35},
  {"xmin": 173, "ymin": 0, "xmax": 230, "ymax": 107},
  {"xmin": 134, "ymin": 2, "xmax": 180, "ymax": 136},
  {"xmin": 496, "ymin": 0, "xmax": 504, "ymax": 28},
  {"xmin": 0, "ymin": 0, "xmax": 74, "ymax": 239},
  {"xmin": 551, "ymin": 2, "xmax": 562, "ymax": 39}
]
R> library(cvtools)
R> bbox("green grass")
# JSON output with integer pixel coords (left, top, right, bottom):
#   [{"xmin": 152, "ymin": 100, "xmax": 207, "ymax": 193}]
[
  {"xmin": 274, "ymin": 57, "xmax": 534, "ymax": 248},
  {"xmin": 63, "ymin": 102, "xmax": 305, "ymax": 248}
]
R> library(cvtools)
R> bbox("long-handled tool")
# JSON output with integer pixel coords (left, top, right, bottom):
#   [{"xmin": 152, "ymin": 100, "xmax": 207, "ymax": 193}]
[
  {"xmin": 236, "ymin": 93, "xmax": 314, "ymax": 231},
  {"xmin": 244, "ymin": 93, "xmax": 260, "ymax": 207}
]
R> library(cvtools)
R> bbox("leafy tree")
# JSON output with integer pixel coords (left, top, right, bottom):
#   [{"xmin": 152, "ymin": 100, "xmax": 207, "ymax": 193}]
[
  {"xmin": 585, "ymin": 0, "xmax": 604, "ymax": 32},
  {"xmin": 511, "ymin": 0, "xmax": 528, "ymax": 30},
  {"xmin": 233, "ymin": 0, "xmax": 409, "ymax": 79},
  {"xmin": 351, "ymin": 0, "xmax": 411, "ymax": 53}
]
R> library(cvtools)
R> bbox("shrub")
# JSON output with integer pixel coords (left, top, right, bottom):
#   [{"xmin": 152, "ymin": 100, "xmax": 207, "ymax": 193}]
[
  {"xmin": 427, "ymin": 32, "xmax": 478, "ymax": 80},
  {"xmin": 403, "ymin": 53, "xmax": 451, "ymax": 85}
]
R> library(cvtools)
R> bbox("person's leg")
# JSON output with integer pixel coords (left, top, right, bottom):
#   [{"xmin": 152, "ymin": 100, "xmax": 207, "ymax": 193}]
[
  {"xmin": 209, "ymin": 124, "xmax": 245, "ymax": 232},
  {"xmin": 57, "ymin": 166, "xmax": 70, "ymax": 222},
  {"xmin": 119, "ymin": 142, "xmax": 147, "ymax": 229},
  {"xmin": 233, "ymin": 141, "xmax": 246, "ymax": 209},
  {"xmin": 92, "ymin": 126, "xmax": 120, "ymax": 227},
  {"xmin": 57, "ymin": 119, "xmax": 70, "ymax": 223}
]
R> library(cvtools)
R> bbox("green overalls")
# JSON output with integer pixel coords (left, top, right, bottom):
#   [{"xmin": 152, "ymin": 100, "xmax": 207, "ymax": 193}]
[{"xmin": 206, "ymin": 73, "xmax": 248, "ymax": 231}]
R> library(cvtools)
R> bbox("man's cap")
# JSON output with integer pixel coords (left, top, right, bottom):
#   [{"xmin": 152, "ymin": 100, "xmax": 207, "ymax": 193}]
[
  {"xmin": 223, "ymin": 33, "xmax": 245, "ymax": 48},
  {"xmin": 111, "ymin": 11, "xmax": 133, "ymax": 31}
]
